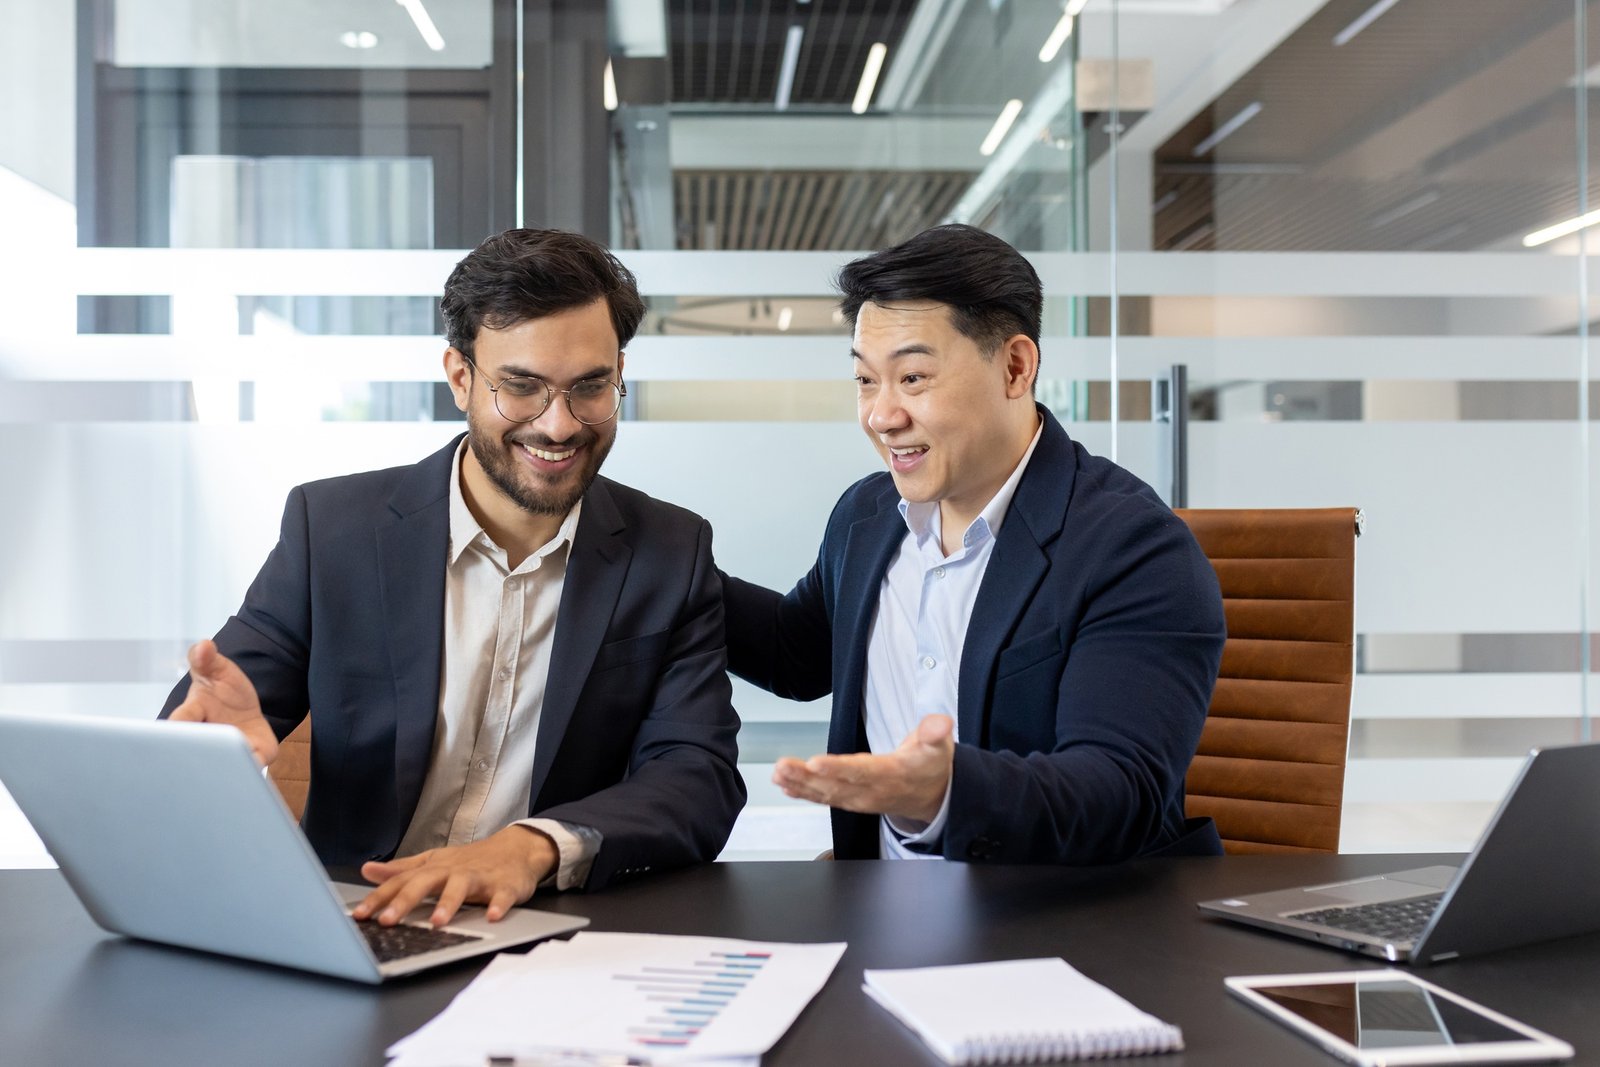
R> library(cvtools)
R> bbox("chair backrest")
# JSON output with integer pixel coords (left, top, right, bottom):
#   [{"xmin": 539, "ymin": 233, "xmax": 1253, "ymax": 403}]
[
  {"xmin": 269, "ymin": 718, "xmax": 313, "ymax": 822},
  {"xmin": 1174, "ymin": 507, "xmax": 1360, "ymax": 854}
]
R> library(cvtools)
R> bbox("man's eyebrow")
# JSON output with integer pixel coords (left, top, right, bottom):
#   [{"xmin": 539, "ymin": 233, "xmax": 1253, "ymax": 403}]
[
  {"xmin": 850, "ymin": 344, "xmax": 937, "ymax": 361},
  {"xmin": 495, "ymin": 362, "xmax": 617, "ymax": 382}
]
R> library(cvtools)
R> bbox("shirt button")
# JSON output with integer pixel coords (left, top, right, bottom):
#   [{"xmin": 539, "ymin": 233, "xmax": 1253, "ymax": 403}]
[
  {"xmin": 475, "ymin": 759, "xmax": 490, "ymax": 772},
  {"xmin": 498, "ymin": 666, "xmax": 512, "ymax": 680},
  {"xmin": 934, "ymin": 566, "xmax": 946, "ymax": 579},
  {"xmin": 921, "ymin": 656, "xmax": 936, "ymax": 670}
]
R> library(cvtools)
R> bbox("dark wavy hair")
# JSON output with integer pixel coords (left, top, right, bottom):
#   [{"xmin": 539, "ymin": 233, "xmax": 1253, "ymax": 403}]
[
  {"xmin": 441, "ymin": 228, "xmax": 647, "ymax": 358},
  {"xmin": 836, "ymin": 224, "xmax": 1042, "ymax": 358}
]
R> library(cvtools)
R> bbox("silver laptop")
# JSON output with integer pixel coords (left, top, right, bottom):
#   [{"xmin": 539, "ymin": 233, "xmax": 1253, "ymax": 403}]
[
  {"xmin": 1198, "ymin": 741, "xmax": 1600, "ymax": 964},
  {"xmin": 0, "ymin": 712, "xmax": 588, "ymax": 983}
]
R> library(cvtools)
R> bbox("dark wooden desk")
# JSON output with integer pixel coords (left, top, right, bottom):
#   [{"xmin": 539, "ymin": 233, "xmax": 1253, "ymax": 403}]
[{"xmin": 3, "ymin": 855, "xmax": 1595, "ymax": 1066}]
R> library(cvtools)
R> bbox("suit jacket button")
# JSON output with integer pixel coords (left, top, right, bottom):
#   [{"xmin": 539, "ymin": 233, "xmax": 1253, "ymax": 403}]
[{"xmin": 966, "ymin": 837, "xmax": 993, "ymax": 861}]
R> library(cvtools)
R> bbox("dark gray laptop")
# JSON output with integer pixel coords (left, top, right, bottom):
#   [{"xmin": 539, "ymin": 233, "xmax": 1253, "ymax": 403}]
[
  {"xmin": 0, "ymin": 712, "xmax": 587, "ymax": 983},
  {"xmin": 1198, "ymin": 741, "xmax": 1600, "ymax": 964}
]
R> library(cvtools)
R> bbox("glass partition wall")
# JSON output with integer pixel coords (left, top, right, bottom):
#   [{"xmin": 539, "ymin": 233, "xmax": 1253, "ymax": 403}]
[{"xmin": 1, "ymin": 0, "xmax": 1594, "ymax": 864}]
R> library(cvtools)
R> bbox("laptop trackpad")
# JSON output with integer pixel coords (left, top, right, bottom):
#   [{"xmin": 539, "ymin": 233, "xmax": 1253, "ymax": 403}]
[{"xmin": 1303, "ymin": 866, "xmax": 1458, "ymax": 903}]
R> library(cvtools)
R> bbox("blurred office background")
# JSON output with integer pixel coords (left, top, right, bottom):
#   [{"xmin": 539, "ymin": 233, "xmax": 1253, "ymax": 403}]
[{"xmin": 2, "ymin": 0, "xmax": 1597, "ymax": 864}]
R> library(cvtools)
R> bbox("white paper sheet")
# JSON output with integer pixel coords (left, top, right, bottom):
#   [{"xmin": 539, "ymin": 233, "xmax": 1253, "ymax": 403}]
[{"xmin": 387, "ymin": 931, "xmax": 846, "ymax": 1067}]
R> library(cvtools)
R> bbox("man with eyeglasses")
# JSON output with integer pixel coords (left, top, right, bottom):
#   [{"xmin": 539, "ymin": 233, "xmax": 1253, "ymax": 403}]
[
  {"xmin": 723, "ymin": 224, "xmax": 1225, "ymax": 865},
  {"xmin": 161, "ymin": 228, "xmax": 745, "ymax": 926}
]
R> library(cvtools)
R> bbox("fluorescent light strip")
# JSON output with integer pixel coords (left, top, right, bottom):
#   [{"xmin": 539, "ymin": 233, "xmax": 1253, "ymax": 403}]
[
  {"xmin": 1524, "ymin": 209, "xmax": 1600, "ymax": 248},
  {"xmin": 395, "ymin": 0, "xmax": 445, "ymax": 51},
  {"xmin": 852, "ymin": 42, "xmax": 887, "ymax": 114},
  {"xmin": 775, "ymin": 25, "xmax": 804, "ymax": 111},
  {"xmin": 776, "ymin": 306, "xmax": 794, "ymax": 332},
  {"xmin": 1333, "ymin": 0, "xmax": 1402, "ymax": 47},
  {"xmin": 603, "ymin": 59, "xmax": 618, "ymax": 111},
  {"xmin": 1367, "ymin": 189, "xmax": 1439, "ymax": 229},
  {"xmin": 1191, "ymin": 100, "xmax": 1262, "ymax": 157},
  {"xmin": 1066, "ymin": 0, "xmax": 1090, "ymax": 16},
  {"xmin": 980, "ymin": 99, "xmax": 1025, "ymax": 157},
  {"xmin": 1038, "ymin": 13, "xmax": 1073, "ymax": 63}
]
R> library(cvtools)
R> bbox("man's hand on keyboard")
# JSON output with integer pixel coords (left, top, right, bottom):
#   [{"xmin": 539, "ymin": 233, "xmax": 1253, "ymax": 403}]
[{"xmin": 353, "ymin": 825, "xmax": 559, "ymax": 927}]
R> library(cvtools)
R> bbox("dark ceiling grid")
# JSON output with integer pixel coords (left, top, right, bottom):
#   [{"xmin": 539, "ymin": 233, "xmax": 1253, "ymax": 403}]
[{"xmin": 669, "ymin": 0, "xmax": 915, "ymax": 106}]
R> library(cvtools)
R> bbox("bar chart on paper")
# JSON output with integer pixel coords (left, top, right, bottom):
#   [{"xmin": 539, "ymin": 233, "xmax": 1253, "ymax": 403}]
[
  {"xmin": 622, "ymin": 950, "xmax": 774, "ymax": 1050},
  {"xmin": 386, "ymin": 933, "xmax": 846, "ymax": 1067}
]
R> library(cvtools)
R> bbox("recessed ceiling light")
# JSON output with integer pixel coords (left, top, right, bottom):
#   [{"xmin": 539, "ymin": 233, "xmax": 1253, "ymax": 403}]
[
  {"xmin": 980, "ymin": 99, "xmax": 1025, "ymax": 157},
  {"xmin": 1192, "ymin": 101, "xmax": 1262, "ymax": 157},
  {"xmin": 340, "ymin": 30, "xmax": 379, "ymax": 50},
  {"xmin": 852, "ymin": 42, "xmax": 888, "ymax": 114},
  {"xmin": 1524, "ymin": 209, "xmax": 1600, "ymax": 248},
  {"xmin": 775, "ymin": 25, "xmax": 804, "ymax": 111},
  {"xmin": 1038, "ymin": 13, "xmax": 1073, "ymax": 64},
  {"xmin": 395, "ymin": 0, "xmax": 446, "ymax": 52},
  {"xmin": 1333, "ymin": 0, "xmax": 1402, "ymax": 47}
]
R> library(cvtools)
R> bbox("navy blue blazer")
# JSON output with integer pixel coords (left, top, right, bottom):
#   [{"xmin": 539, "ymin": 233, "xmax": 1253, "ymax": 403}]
[
  {"xmin": 724, "ymin": 407, "xmax": 1225, "ymax": 863},
  {"xmin": 162, "ymin": 435, "xmax": 745, "ymax": 888}
]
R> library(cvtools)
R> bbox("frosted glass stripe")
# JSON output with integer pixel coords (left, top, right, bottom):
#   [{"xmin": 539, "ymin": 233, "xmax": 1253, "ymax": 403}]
[
  {"xmin": 62, "ymin": 249, "xmax": 1600, "ymax": 298},
  {"xmin": 1189, "ymin": 422, "xmax": 1589, "ymax": 635},
  {"xmin": 8, "ymin": 335, "xmax": 1586, "ymax": 384},
  {"xmin": 1354, "ymin": 673, "xmax": 1583, "ymax": 719},
  {"xmin": 1031, "ymin": 252, "xmax": 1595, "ymax": 298},
  {"xmin": 1344, "ymin": 757, "xmax": 1522, "ymax": 804}
]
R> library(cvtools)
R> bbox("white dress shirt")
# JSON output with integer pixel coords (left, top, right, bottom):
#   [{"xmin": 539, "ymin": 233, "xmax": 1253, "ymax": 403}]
[
  {"xmin": 863, "ymin": 421, "xmax": 1043, "ymax": 860},
  {"xmin": 395, "ymin": 442, "xmax": 600, "ymax": 889}
]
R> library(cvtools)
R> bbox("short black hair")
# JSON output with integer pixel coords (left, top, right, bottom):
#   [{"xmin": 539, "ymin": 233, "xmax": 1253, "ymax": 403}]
[
  {"xmin": 441, "ymin": 228, "xmax": 647, "ymax": 358},
  {"xmin": 835, "ymin": 224, "xmax": 1042, "ymax": 355}
]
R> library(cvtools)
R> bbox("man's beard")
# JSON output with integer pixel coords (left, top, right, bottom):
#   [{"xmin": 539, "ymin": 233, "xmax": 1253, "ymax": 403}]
[{"xmin": 466, "ymin": 408, "xmax": 615, "ymax": 517}]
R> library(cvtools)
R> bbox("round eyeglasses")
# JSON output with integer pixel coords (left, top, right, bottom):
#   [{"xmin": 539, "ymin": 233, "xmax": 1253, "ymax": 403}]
[{"xmin": 464, "ymin": 356, "xmax": 626, "ymax": 425}]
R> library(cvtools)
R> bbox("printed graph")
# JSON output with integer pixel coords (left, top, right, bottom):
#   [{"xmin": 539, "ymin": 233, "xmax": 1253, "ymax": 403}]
[{"xmin": 617, "ymin": 950, "xmax": 772, "ymax": 1049}]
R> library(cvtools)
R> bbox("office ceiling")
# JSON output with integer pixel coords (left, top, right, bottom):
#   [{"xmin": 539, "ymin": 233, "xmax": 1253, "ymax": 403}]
[
  {"xmin": 672, "ymin": 167, "xmax": 969, "ymax": 249},
  {"xmin": 650, "ymin": 0, "xmax": 1600, "ymax": 253},
  {"xmin": 1152, "ymin": 0, "xmax": 1600, "ymax": 251},
  {"xmin": 668, "ymin": 0, "xmax": 916, "ymax": 106}
]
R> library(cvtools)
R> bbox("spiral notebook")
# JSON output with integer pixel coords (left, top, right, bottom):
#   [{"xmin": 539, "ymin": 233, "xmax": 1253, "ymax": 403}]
[{"xmin": 863, "ymin": 957, "xmax": 1184, "ymax": 1065}]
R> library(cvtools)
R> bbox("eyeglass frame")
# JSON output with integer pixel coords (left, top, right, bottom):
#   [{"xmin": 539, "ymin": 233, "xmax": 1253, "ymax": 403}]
[{"xmin": 461, "ymin": 354, "xmax": 628, "ymax": 425}]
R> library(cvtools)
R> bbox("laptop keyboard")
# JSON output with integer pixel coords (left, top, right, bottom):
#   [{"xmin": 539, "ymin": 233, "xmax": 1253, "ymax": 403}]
[
  {"xmin": 1289, "ymin": 893, "xmax": 1445, "ymax": 942},
  {"xmin": 354, "ymin": 918, "xmax": 483, "ymax": 963}
]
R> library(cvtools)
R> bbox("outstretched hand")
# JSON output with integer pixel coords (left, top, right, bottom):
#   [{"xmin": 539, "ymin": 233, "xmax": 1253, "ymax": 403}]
[
  {"xmin": 772, "ymin": 713, "xmax": 955, "ymax": 826},
  {"xmin": 167, "ymin": 639, "xmax": 279, "ymax": 767}
]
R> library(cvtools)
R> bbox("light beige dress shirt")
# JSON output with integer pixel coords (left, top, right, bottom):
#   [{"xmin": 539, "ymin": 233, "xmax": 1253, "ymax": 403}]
[{"xmin": 394, "ymin": 442, "xmax": 600, "ymax": 889}]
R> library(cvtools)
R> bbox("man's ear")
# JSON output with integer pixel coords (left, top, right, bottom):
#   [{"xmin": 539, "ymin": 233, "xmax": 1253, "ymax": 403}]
[
  {"xmin": 1000, "ymin": 334, "xmax": 1039, "ymax": 399},
  {"xmin": 443, "ymin": 348, "xmax": 472, "ymax": 413}
]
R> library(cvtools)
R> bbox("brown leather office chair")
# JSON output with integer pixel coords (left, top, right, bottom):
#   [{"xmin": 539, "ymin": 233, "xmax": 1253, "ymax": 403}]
[
  {"xmin": 269, "ymin": 718, "xmax": 313, "ymax": 821},
  {"xmin": 1175, "ymin": 507, "xmax": 1360, "ymax": 854}
]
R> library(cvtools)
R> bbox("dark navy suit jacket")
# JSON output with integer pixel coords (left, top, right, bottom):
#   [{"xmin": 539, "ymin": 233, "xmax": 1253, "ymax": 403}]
[
  {"xmin": 162, "ymin": 435, "xmax": 746, "ymax": 888},
  {"xmin": 724, "ymin": 408, "xmax": 1225, "ymax": 862}
]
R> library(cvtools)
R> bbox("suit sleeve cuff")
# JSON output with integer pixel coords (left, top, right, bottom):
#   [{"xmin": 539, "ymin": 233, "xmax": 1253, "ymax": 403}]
[
  {"xmin": 885, "ymin": 779, "xmax": 952, "ymax": 851},
  {"xmin": 517, "ymin": 818, "xmax": 603, "ymax": 890}
]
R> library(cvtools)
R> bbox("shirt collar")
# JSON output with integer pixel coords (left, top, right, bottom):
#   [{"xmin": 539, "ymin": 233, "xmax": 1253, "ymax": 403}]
[
  {"xmin": 447, "ymin": 438, "xmax": 582, "ymax": 566},
  {"xmin": 899, "ymin": 416, "xmax": 1045, "ymax": 550}
]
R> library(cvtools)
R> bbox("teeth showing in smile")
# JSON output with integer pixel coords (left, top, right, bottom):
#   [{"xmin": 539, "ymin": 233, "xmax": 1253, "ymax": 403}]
[
  {"xmin": 890, "ymin": 446, "xmax": 928, "ymax": 456},
  {"xmin": 521, "ymin": 443, "xmax": 577, "ymax": 462}
]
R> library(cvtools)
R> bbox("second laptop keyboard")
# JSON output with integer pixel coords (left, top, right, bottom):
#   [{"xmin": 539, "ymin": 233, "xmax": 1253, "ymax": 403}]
[{"xmin": 1291, "ymin": 893, "xmax": 1445, "ymax": 942}]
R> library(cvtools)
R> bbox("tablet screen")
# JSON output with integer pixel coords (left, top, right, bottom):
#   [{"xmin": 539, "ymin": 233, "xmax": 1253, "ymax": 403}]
[{"xmin": 1255, "ymin": 979, "xmax": 1527, "ymax": 1049}]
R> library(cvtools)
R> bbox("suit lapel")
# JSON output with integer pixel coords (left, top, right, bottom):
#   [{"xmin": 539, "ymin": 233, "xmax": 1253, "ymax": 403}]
[
  {"xmin": 376, "ymin": 435, "xmax": 459, "ymax": 838},
  {"xmin": 829, "ymin": 485, "xmax": 905, "ymax": 755},
  {"xmin": 957, "ymin": 410, "xmax": 1076, "ymax": 747},
  {"xmin": 529, "ymin": 477, "xmax": 631, "ymax": 805}
]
